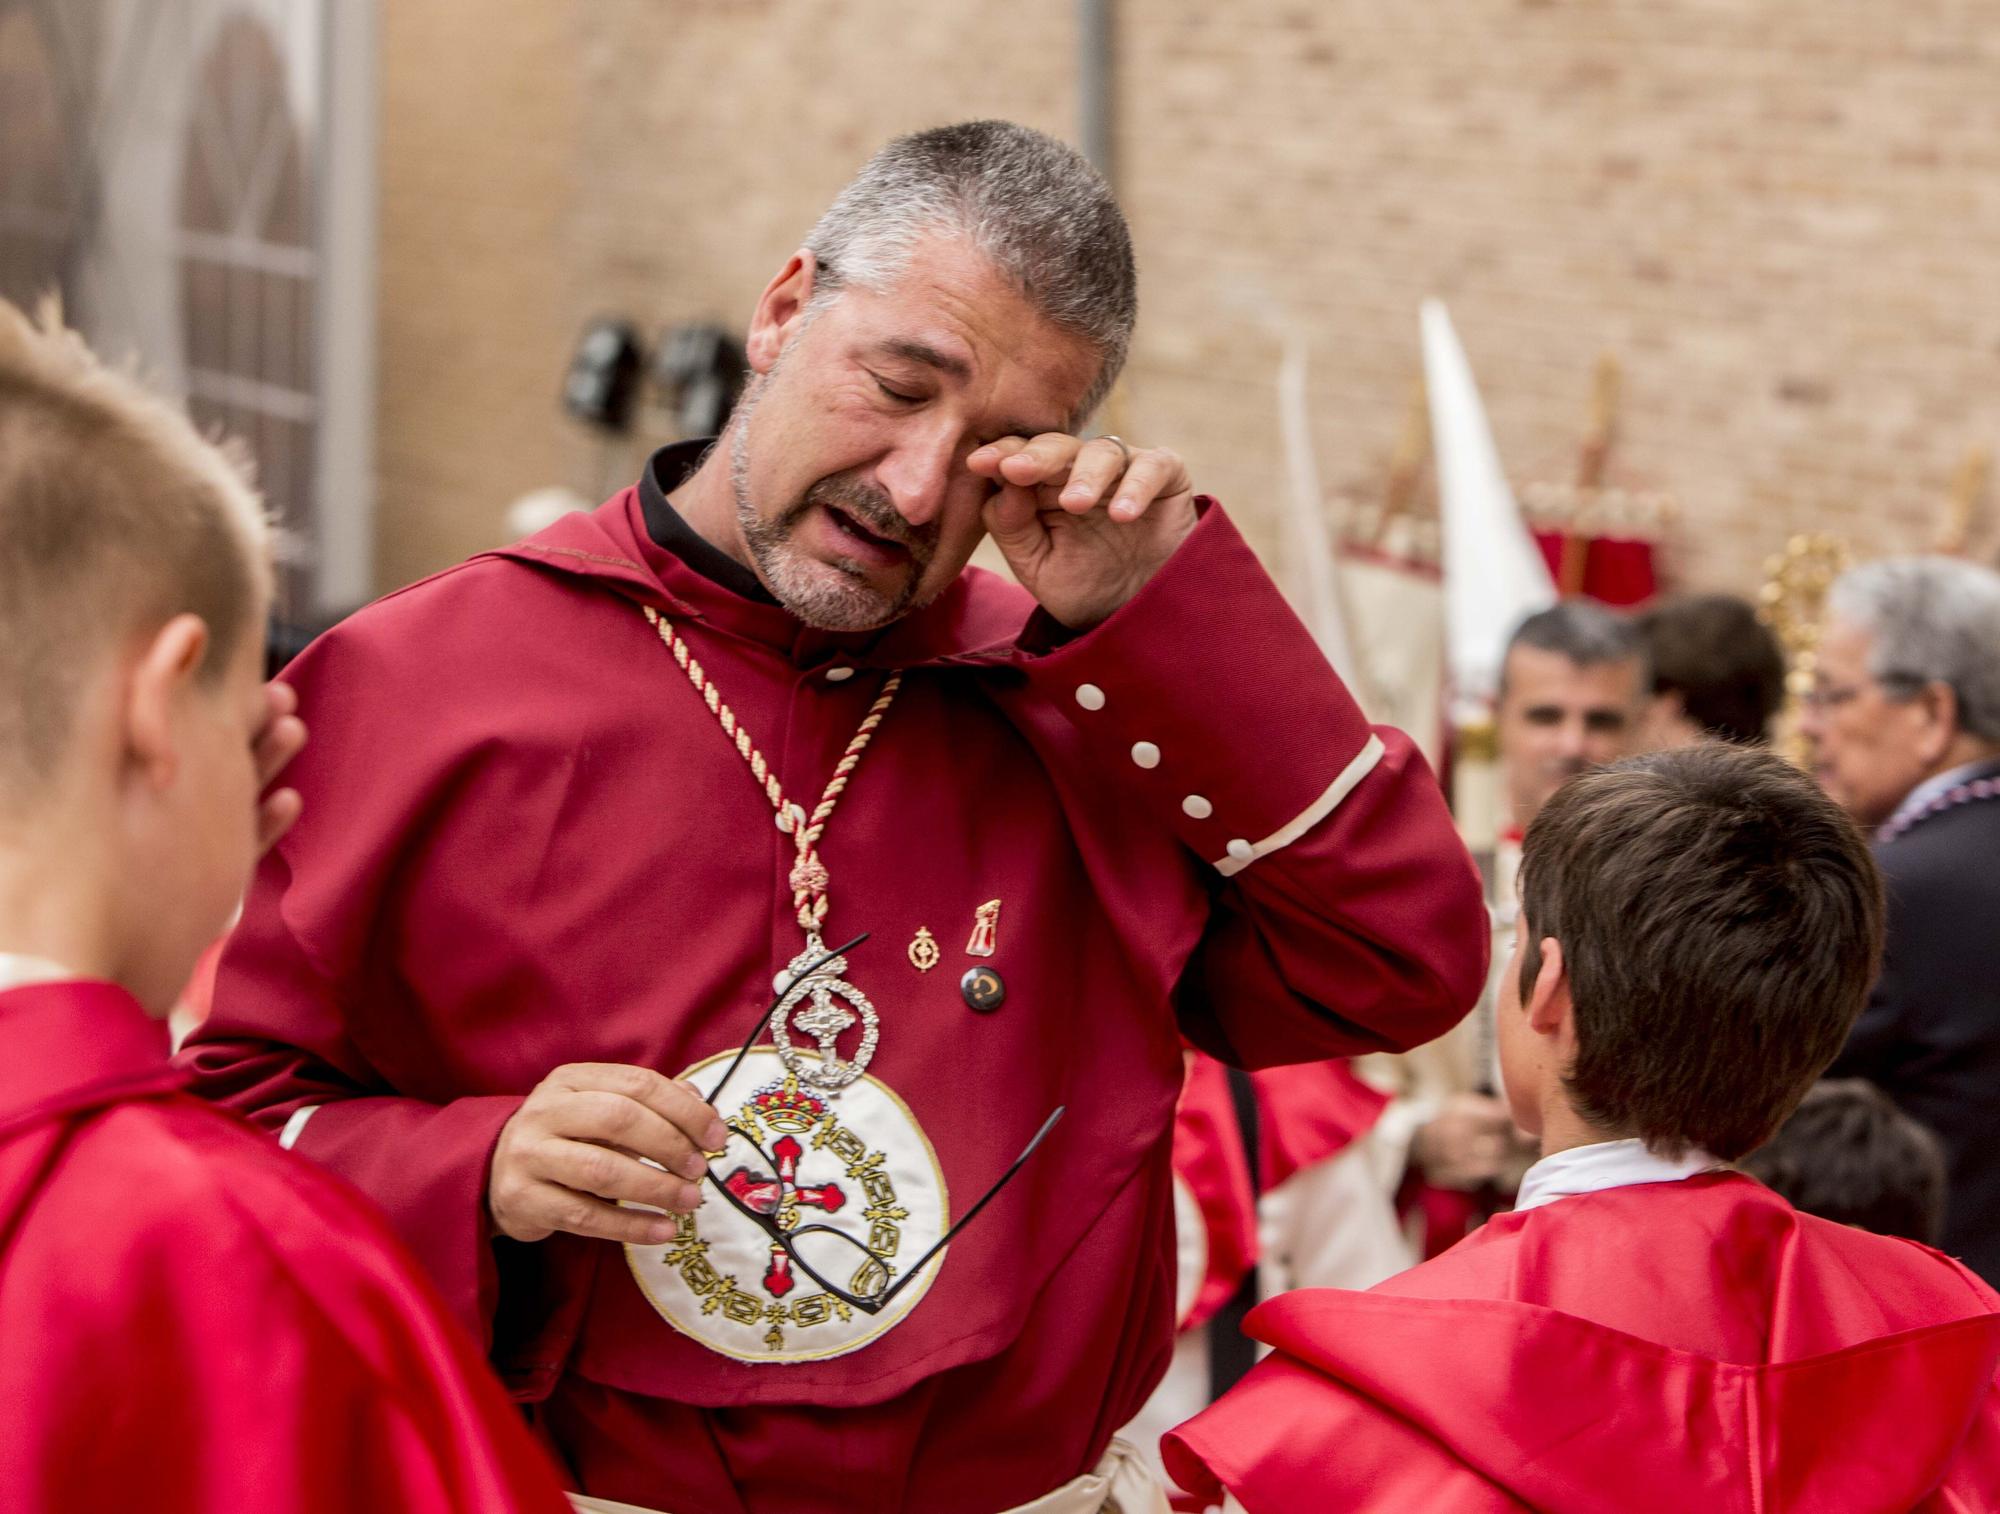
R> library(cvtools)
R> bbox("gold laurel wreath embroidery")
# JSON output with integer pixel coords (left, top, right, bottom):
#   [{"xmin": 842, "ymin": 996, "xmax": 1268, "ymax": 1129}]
[{"xmin": 668, "ymin": 1080, "xmax": 906, "ymax": 1347}]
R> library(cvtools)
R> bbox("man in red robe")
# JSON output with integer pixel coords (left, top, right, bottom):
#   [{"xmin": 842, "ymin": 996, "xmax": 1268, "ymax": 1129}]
[
  {"xmin": 1166, "ymin": 745, "xmax": 2000, "ymax": 1511},
  {"xmin": 180, "ymin": 122, "xmax": 1487, "ymax": 1512},
  {"xmin": 0, "ymin": 299, "xmax": 571, "ymax": 1511}
]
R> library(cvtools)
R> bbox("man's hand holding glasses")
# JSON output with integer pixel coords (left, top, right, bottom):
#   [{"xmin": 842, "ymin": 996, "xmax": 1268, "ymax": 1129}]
[
  {"xmin": 489, "ymin": 1062, "xmax": 726, "ymax": 1247},
  {"xmin": 486, "ymin": 933, "xmax": 1062, "ymax": 1314}
]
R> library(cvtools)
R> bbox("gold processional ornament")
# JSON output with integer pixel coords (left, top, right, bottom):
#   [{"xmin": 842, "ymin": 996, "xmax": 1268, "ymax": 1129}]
[{"xmin": 1758, "ymin": 532, "xmax": 1853, "ymax": 770}]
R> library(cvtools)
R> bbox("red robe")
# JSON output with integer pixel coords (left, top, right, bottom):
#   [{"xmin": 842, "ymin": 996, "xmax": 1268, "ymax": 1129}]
[
  {"xmin": 1173, "ymin": 1052, "xmax": 1390, "ymax": 1328},
  {"xmin": 1165, "ymin": 1172, "xmax": 2000, "ymax": 1511},
  {"xmin": 180, "ymin": 473, "xmax": 1487, "ymax": 1513},
  {"xmin": 0, "ymin": 980, "xmax": 571, "ymax": 1514}
]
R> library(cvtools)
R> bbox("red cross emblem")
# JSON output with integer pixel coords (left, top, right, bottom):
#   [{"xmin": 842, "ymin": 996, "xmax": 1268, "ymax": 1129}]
[{"xmin": 722, "ymin": 1134, "xmax": 847, "ymax": 1297}]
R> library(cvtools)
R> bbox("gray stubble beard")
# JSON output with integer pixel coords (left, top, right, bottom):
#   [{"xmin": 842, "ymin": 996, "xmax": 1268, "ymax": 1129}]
[{"xmin": 727, "ymin": 375, "xmax": 938, "ymax": 632}]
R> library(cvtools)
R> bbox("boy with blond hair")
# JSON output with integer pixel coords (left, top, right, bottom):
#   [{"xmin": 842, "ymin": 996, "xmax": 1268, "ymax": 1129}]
[
  {"xmin": 1167, "ymin": 745, "xmax": 2000, "ymax": 1512},
  {"xmin": 0, "ymin": 299, "xmax": 570, "ymax": 1512}
]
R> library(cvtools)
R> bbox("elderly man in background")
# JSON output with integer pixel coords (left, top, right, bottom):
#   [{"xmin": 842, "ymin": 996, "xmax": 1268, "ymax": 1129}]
[
  {"xmin": 1366, "ymin": 601, "xmax": 1648, "ymax": 1250},
  {"xmin": 1805, "ymin": 556, "xmax": 2000, "ymax": 1284}
]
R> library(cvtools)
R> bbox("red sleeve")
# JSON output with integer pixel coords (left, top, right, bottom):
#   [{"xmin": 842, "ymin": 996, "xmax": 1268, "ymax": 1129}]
[
  {"xmin": 1021, "ymin": 501, "xmax": 1488, "ymax": 1068},
  {"xmin": 177, "ymin": 609, "xmax": 526, "ymax": 1348}
]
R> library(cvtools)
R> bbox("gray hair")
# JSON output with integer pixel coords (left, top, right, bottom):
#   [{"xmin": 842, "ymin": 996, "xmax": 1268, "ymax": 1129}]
[
  {"xmin": 1826, "ymin": 556, "xmax": 2000, "ymax": 742},
  {"xmin": 802, "ymin": 120, "xmax": 1136, "ymax": 423},
  {"xmin": 1502, "ymin": 599, "xmax": 1650, "ymax": 695}
]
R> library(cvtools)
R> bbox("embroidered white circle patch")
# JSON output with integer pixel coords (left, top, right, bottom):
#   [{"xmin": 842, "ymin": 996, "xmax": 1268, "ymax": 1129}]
[{"xmin": 626, "ymin": 1047, "xmax": 950, "ymax": 1363}]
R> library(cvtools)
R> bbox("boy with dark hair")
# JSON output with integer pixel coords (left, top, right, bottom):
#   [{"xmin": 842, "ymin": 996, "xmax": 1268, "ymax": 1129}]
[
  {"xmin": 1166, "ymin": 745, "xmax": 2000, "ymax": 1511},
  {"xmin": 0, "ymin": 299, "xmax": 570, "ymax": 1511},
  {"xmin": 1745, "ymin": 1078, "xmax": 1948, "ymax": 1246},
  {"xmin": 1636, "ymin": 592, "xmax": 1787, "ymax": 748}
]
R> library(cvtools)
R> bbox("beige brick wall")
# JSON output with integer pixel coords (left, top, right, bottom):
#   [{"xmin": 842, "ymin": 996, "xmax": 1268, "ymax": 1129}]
[
  {"xmin": 372, "ymin": 0, "xmax": 583, "ymax": 593},
  {"xmin": 375, "ymin": 1, "xmax": 2000, "ymax": 602}
]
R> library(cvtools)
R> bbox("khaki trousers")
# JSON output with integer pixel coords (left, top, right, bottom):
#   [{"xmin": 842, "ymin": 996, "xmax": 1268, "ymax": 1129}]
[{"xmin": 568, "ymin": 1434, "xmax": 1169, "ymax": 1514}]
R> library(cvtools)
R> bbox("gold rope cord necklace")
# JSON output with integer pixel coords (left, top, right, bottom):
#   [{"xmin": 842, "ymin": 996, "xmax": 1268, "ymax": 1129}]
[{"xmin": 643, "ymin": 605, "xmax": 902, "ymax": 1093}]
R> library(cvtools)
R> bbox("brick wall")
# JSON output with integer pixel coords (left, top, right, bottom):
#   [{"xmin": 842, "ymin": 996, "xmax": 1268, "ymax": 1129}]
[
  {"xmin": 375, "ymin": 0, "xmax": 2000, "ymax": 601},
  {"xmin": 372, "ymin": 0, "xmax": 583, "ymax": 593}
]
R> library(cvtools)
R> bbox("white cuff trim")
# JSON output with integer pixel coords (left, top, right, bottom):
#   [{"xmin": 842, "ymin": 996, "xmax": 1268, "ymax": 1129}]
[
  {"xmin": 277, "ymin": 1104, "xmax": 320, "ymax": 1151},
  {"xmin": 1212, "ymin": 733, "xmax": 1385, "ymax": 877}
]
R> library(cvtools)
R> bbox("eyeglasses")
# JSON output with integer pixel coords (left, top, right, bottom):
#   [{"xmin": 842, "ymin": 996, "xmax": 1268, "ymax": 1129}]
[
  {"xmin": 695, "ymin": 933, "xmax": 1063, "ymax": 1316},
  {"xmin": 1801, "ymin": 681, "xmax": 1866, "ymax": 711},
  {"xmin": 1802, "ymin": 673, "xmax": 1925, "ymax": 711}
]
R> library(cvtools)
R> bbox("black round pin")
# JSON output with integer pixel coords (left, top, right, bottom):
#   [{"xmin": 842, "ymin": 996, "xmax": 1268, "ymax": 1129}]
[{"xmin": 960, "ymin": 965, "xmax": 1005, "ymax": 1013}]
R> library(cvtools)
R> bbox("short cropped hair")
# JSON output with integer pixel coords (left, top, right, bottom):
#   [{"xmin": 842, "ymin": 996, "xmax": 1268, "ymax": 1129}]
[
  {"xmin": 803, "ymin": 121, "xmax": 1137, "ymax": 423},
  {"xmin": 1743, "ymin": 1079, "xmax": 1946, "ymax": 1245},
  {"xmin": 1639, "ymin": 593, "xmax": 1787, "ymax": 744},
  {"xmin": 0, "ymin": 297, "xmax": 268, "ymax": 794},
  {"xmin": 1519, "ymin": 745, "xmax": 1884, "ymax": 1161},
  {"xmin": 1502, "ymin": 600, "xmax": 1649, "ymax": 697},
  {"xmin": 1825, "ymin": 556, "xmax": 2000, "ymax": 742}
]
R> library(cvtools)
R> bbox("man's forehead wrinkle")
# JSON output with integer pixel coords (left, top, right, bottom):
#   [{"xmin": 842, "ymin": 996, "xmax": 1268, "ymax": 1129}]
[
  {"xmin": 876, "ymin": 337, "xmax": 971, "ymax": 381},
  {"xmin": 847, "ymin": 246, "xmax": 1094, "ymax": 437}
]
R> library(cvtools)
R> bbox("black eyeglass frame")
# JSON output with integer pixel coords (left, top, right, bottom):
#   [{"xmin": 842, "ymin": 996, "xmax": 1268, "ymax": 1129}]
[{"xmin": 693, "ymin": 933, "xmax": 1063, "ymax": 1315}]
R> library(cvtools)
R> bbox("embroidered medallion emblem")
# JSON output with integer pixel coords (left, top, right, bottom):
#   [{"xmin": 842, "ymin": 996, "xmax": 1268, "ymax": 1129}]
[
  {"xmin": 627, "ymin": 1047, "xmax": 949, "ymax": 1362},
  {"xmin": 907, "ymin": 926, "xmax": 940, "ymax": 973}
]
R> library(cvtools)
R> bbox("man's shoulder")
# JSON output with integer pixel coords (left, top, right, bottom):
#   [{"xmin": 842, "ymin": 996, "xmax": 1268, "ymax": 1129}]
[
  {"xmin": 310, "ymin": 553, "xmax": 600, "ymax": 666},
  {"xmin": 1877, "ymin": 793, "xmax": 2000, "ymax": 885}
]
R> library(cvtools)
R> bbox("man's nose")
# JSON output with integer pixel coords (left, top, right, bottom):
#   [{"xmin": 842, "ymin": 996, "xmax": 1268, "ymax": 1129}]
[
  {"xmin": 874, "ymin": 427, "xmax": 960, "ymax": 528},
  {"xmin": 1554, "ymin": 718, "xmax": 1590, "ymax": 759}
]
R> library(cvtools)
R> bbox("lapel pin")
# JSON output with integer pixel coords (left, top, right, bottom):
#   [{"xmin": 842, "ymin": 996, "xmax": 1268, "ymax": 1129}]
[
  {"xmin": 965, "ymin": 899, "xmax": 1002, "ymax": 958},
  {"xmin": 908, "ymin": 926, "xmax": 940, "ymax": 973},
  {"xmin": 960, "ymin": 965, "xmax": 1006, "ymax": 1013}
]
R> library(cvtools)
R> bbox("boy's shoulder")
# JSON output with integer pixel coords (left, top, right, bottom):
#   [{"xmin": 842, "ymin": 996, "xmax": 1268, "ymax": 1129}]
[
  {"xmin": 3, "ymin": 1088, "xmax": 447, "ymax": 1370},
  {"xmin": 1166, "ymin": 1174, "xmax": 2000, "ymax": 1513},
  {"xmin": 1378, "ymin": 1170, "xmax": 1997, "ymax": 1325}
]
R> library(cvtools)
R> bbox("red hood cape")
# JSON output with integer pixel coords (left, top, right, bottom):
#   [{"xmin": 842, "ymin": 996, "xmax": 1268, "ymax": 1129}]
[{"xmin": 1165, "ymin": 1174, "xmax": 2000, "ymax": 1512}]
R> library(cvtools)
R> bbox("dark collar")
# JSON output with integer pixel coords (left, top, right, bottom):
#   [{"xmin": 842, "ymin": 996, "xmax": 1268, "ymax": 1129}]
[
  {"xmin": 0, "ymin": 981, "xmax": 182, "ymax": 1140},
  {"xmin": 636, "ymin": 440, "xmax": 778, "ymax": 605}
]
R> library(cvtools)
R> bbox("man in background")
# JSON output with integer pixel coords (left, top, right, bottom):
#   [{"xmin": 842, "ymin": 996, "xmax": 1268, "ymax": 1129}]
[
  {"xmin": 1805, "ymin": 555, "xmax": 2000, "ymax": 1283},
  {"xmin": 1365, "ymin": 601, "xmax": 1649, "ymax": 1250}
]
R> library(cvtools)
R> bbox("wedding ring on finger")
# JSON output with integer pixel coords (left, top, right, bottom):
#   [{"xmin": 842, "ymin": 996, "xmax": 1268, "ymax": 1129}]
[{"xmin": 1098, "ymin": 433, "xmax": 1132, "ymax": 469}]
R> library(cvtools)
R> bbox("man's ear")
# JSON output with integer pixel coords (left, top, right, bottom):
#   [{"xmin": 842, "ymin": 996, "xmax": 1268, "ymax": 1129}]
[
  {"xmin": 746, "ymin": 251, "xmax": 819, "ymax": 374},
  {"xmin": 1913, "ymin": 679, "xmax": 1961, "ymax": 765},
  {"xmin": 125, "ymin": 614, "xmax": 209, "ymax": 788},
  {"xmin": 1525, "ymin": 935, "xmax": 1570, "ymax": 1040}
]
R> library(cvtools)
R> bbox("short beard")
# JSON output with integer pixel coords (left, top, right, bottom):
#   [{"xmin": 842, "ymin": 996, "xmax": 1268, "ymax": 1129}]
[{"xmin": 728, "ymin": 381, "xmax": 941, "ymax": 632}]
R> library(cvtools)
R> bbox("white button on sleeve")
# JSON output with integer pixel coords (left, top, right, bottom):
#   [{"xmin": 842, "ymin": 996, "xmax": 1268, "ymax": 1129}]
[
  {"xmin": 1075, "ymin": 683, "xmax": 1106, "ymax": 711},
  {"xmin": 1225, "ymin": 838, "xmax": 1254, "ymax": 863},
  {"xmin": 825, "ymin": 666, "xmax": 855, "ymax": 682},
  {"xmin": 1131, "ymin": 741, "xmax": 1161, "ymax": 769},
  {"xmin": 1182, "ymin": 794, "xmax": 1213, "ymax": 820}
]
